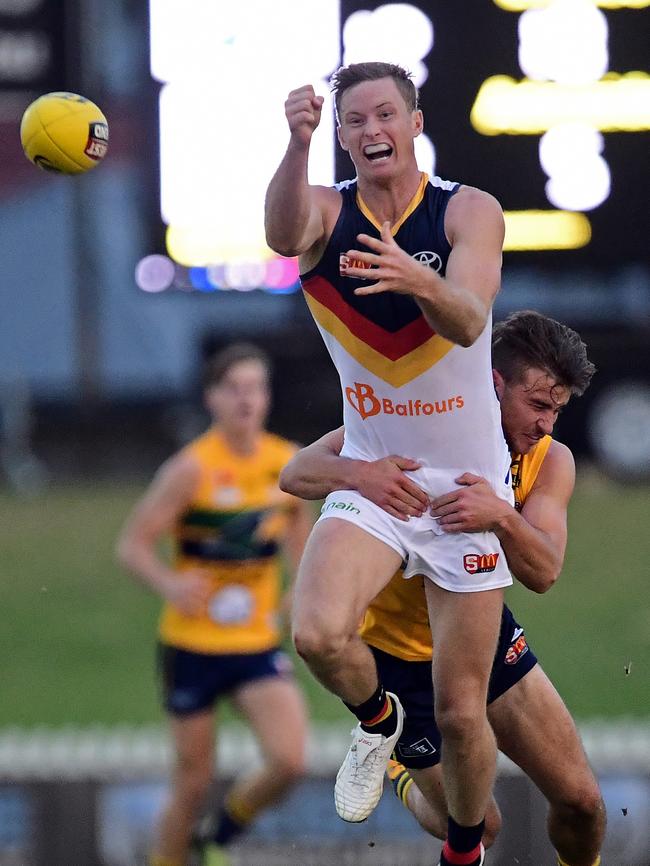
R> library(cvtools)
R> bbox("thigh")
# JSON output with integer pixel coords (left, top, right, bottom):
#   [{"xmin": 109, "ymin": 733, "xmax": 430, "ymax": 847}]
[
  {"xmin": 158, "ymin": 643, "xmax": 228, "ymax": 716},
  {"xmin": 489, "ymin": 665, "xmax": 597, "ymax": 803},
  {"xmin": 293, "ymin": 514, "xmax": 404, "ymax": 635},
  {"xmin": 425, "ymin": 582, "xmax": 504, "ymax": 700},
  {"xmin": 425, "ymin": 580, "xmax": 503, "ymax": 708},
  {"xmin": 232, "ymin": 670, "xmax": 308, "ymax": 762},
  {"xmin": 169, "ymin": 708, "xmax": 216, "ymax": 774},
  {"xmin": 487, "ymin": 605, "xmax": 538, "ymax": 704},
  {"xmin": 371, "ymin": 645, "xmax": 441, "ymax": 770}
]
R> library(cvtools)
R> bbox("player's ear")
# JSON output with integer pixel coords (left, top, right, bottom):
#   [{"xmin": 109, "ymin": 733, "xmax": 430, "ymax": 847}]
[
  {"xmin": 337, "ymin": 125, "xmax": 350, "ymax": 152},
  {"xmin": 412, "ymin": 109, "xmax": 424, "ymax": 138},
  {"xmin": 493, "ymin": 369, "xmax": 505, "ymax": 400},
  {"xmin": 204, "ymin": 384, "xmax": 220, "ymax": 417}
]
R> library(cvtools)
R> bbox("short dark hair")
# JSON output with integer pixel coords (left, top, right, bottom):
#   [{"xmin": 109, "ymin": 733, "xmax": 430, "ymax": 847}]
[
  {"xmin": 492, "ymin": 310, "xmax": 595, "ymax": 397},
  {"xmin": 330, "ymin": 62, "xmax": 418, "ymax": 122},
  {"xmin": 203, "ymin": 343, "xmax": 271, "ymax": 389}
]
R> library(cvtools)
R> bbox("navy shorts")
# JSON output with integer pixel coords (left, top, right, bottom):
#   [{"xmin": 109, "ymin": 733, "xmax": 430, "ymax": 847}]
[
  {"xmin": 158, "ymin": 644, "xmax": 294, "ymax": 716},
  {"xmin": 371, "ymin": 604, "xmax": 537, "ymax": 769}
]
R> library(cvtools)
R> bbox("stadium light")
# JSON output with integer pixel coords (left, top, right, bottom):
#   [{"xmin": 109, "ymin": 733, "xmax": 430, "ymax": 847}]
[
  {"xmin": 518, "ymin": 0, "xmax": 608, "ymax": 85},
  {"xmin": 502, "ymin": 210, "xmax": 592, "ymax": 250},
  {"xmin": 493, "ymin": 0, "xmax": 650, "ymax": 10},
  {"xmin": 150, "ymin": 0, "xmax": 339, "ymax": 271},
  {"xmin": 471, "ymin": 73, "xmax": 650, "ymax": 134}
]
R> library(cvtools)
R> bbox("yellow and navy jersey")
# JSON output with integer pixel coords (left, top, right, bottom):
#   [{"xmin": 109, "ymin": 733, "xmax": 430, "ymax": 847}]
[
  {"xmin": 510, "ymin": 435, "xmax": 552, "ymax": 511},
  {"xmin": 360, "ymin": 435, "xmax": 553, "ymax": 661},
  {"xmin": 300, "ymin": 173, "xmax": 511, "ymax": 502},
  {"xmin": 158, "ymin": 428, "xmax": 298, "ymax": 655}
]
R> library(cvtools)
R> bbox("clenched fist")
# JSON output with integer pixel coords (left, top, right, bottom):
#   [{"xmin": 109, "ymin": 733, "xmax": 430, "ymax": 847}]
[{"xmin": 285, "ymin": 85, "xmax": 324, "ymax": 147}]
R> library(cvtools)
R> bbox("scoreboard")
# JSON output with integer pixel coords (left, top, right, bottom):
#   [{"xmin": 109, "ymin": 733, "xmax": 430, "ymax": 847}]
[
  {"xmin": 142, "ymin": 0, "xmax": 650, "ymax": 292},
  {"xmin": 379, "ymin": 0, "xmax": 650, "ymax": 268}
]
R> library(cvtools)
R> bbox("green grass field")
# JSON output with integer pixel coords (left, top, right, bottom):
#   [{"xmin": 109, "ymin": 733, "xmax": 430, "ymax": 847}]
[{"xmin": 2, "ymin": 474, "xmax": 649, "ymax": 727}]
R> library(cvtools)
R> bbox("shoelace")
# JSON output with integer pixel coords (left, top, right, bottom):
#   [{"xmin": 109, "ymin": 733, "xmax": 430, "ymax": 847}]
[{"xmin": 346, "ymin": 736, "xmax": 390, "ymax": 792}]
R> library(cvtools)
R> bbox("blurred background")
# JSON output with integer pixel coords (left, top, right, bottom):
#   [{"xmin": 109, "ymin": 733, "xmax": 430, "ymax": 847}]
[{"xmin": 0, "ymin": 0, "xmax": 649, "ymax": 863}]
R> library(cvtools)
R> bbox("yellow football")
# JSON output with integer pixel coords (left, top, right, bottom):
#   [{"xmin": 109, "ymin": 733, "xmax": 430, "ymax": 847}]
[{"xmin": 20, "ymin": 92, "xmax": 109, "ymax": 175}]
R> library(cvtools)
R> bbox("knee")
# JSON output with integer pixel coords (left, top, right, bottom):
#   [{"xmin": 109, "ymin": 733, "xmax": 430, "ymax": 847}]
[
  {"xmin": 435, "ymin": 699, "xmax": 485, "ymax": 743},
  {"xmin": 293, "ymin": 622, "xmax": 349, "ymax": 665},
  {"xmin": 269, "ymin": 752, "xmax": 307, "ymax": 788},
  {"xmin": 578, "ymin": 785, "xmax": 606, "ymax": 822},
  {"xmin": 174, "ymin": 754, "xmax": 213, "ymax": 808},
  {"xmin": 554, "ymin": 781, "xmax": 605, "ymax": 824}
]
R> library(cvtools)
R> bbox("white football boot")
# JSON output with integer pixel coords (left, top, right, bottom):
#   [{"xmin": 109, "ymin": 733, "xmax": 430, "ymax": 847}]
[{"xmin": 334, "ymin": 691, "xmax": 405, "ymax": 822}]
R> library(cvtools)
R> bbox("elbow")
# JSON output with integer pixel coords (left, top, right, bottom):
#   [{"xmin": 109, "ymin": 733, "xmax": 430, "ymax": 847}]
[
  {"xmin": 460, "ymin": 299, "xmax": 493, "ymax": 346},
  {"xmin": 268, "ymin": 241, "xmax": 301, "ymax": 259},
  {"xmin": 515, "ymin": 563, "xmax": 560, "ymax": 594},
  {"xmin": 466, "ymin": 310, "xmax": 492, "ymax": 346},
  {"xmin": 532, "ymin": 568, "xmax": 560, "ymax": 594},
  {"xmin": 115, "ymin": 534, "xmax": 134, "ymax": 571},
  {"xmin": 264, "ymin": 223, "xmax": 302, "ymax": 259},
  {"xmin": 455, "ymin": 314, "xmax": 487, "ymax": 347},
  {"xmin": 457, "ymin": 331, "xmax": 477, "ymax": 348},
  {"xmin": 454, "ymin": 325, "xmax": 481, "ymax": 348},
  {"xmin": 278, "ymin": 465, "xmax": 298, "ymax": 496}
]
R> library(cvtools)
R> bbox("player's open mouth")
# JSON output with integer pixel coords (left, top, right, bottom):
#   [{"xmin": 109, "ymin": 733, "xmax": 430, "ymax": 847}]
[{"xmin": 364, "ymin": 143, "xmax": 393, "ymax": 161}]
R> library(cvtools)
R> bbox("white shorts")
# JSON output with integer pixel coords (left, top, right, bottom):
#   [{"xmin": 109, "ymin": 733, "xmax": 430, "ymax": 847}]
[{"xmin": 317, "ymin": 490, "xmax": 512, "ymax": 593}]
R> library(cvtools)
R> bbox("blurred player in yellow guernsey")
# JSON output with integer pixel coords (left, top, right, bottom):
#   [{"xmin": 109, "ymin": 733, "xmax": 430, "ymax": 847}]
[
  {"xmin": 280, "ymin": 312, "xmax": 605, "ymax": 866},
  {"xmin": 116, "ymin": 343, "xmax": 314, "ymax": 866}
]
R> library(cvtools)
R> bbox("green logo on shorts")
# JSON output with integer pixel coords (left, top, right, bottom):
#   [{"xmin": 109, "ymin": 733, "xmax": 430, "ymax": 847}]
[{"xmin": 321, "ymin": 500, "xmax": 361, "ymax": 515}]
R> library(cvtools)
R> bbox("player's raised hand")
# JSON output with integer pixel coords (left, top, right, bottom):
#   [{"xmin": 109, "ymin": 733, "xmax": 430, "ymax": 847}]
[
  {"xmin": 342, "ymin": 222, "xmax": 434, "ymax": 298},
  {"xmin": 285, "ymin": 85, "xmax": 324, "ymax": 147}
]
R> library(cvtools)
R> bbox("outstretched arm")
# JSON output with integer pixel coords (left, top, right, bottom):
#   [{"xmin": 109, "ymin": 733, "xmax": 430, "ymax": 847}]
[
  {"xmin": 279, "ymin": 427, "xmax": 429, "ymax": 521},
  {"xmin": 430, "ymin": 441, "xmax": 575, "ymax": 592}
]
